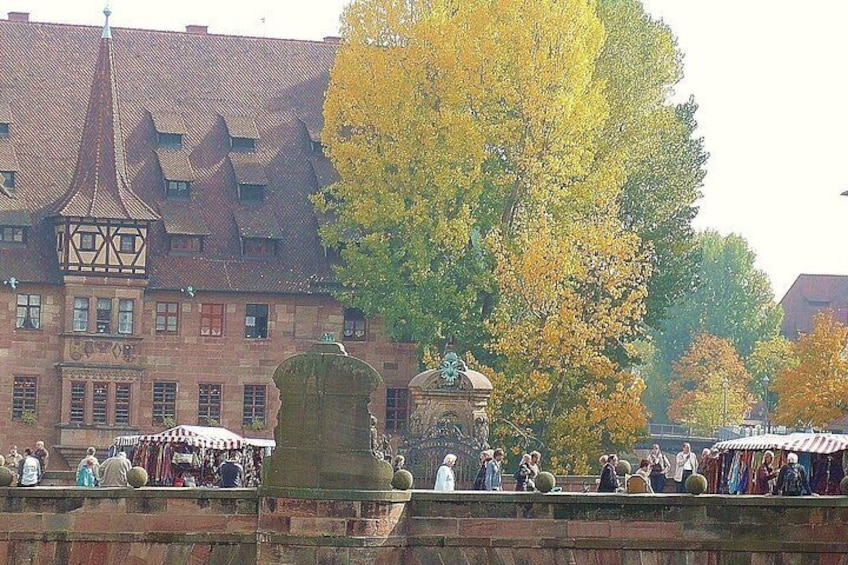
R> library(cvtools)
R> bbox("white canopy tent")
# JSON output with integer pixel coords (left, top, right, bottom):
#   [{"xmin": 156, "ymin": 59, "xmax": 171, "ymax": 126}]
[
  {"xmin": 113, "ymin": 425, "xmax": 274, "ymax": 450},
  {"xmin": 713, "ymin": 432, "xmax": 848, "ymax": 455}
]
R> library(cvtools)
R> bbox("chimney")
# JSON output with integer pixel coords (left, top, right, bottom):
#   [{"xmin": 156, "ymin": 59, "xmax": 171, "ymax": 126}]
[
  {"xmin": 185, "ymin": 25, "xmax": 208, "ymax": 35},
  {"xmin": 8, "ymin": 12, "xmax": 30, "ymax": 22},
  {"xmin": 323, "ymin": 36, "xmax": 341, "ymax": 45}
]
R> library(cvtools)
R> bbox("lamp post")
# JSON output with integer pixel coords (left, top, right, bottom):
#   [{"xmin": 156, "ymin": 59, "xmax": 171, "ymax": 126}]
[
  {"xmin": 761, "ymin": 375, "xmax": 770, "ymax": 433},
  {"xmin": 721, "ymin": 376, "xmax": 729, "ymax": 428}
]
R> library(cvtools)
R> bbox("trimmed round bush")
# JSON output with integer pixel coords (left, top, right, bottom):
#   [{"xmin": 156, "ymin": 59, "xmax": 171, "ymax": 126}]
[
  {"xmin": 685, "ymin": 473, "xmax": 708, "ymax": 495},
  {"xmin": 840, "ymin": 476, "xmax": 848, "ymax": 496},
  {"xmin": 535, "ymin": 471, "xmax": 556, "ymax": 493},
  {"xmin": 616, "ymin": 459, "xmax": 632, "ymax": 476},
  {"xmin": 127, "ymin": 466, "xmax": 149, "ymax": 488},
  {"xmin": 0, "ymin": 466, "xmax": 13, "ymax": 487},
  {"xmin": 391, "ymin": 469, "xmax": 414, "ymax": 490}
]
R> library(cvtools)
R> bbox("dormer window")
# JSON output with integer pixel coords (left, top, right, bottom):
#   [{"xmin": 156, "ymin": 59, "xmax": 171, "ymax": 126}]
[
  {"xmin": 242, "ymin": 238, "xmax": 276, "ymax": 257},
  {"xmin": 119, "ymin": 234, "xmax": 136, "ymax": 253},
  {"xmin": 166, "ymin": 180, "xmax": 191, "ymax": 200},
  {"xmin": 0, "ymin": 226, "xmax": 25, "ymax": 243},
  {"xmin": 231, "ymin": 136, "xmax": 255, "ymax": 152},
  {"xmin": 1, "ymin": 171, "xmax": 15, "ymax": 191},
  {"xmin": 158, "ymin": 132, "xmax": 183, "ymax": 148},
  {"xmin": 0, "ymin": 123, "xmax": 8, "ymax": 139},
  {"xmin": 169, "ymin": 235, "xmax": 202, "ymax": 254},
  {"xmin": 239, "ymin": 183, "xmax": 265, "ymax": 203},
  {"xmin": 79, "ymin": 233, "xmax": 97, "ymax": 251}
]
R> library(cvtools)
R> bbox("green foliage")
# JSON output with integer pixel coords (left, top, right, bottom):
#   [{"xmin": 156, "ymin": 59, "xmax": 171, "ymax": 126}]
[{"xmin": 644, "ymin": 231, "xmax": 782, "ymax": 421}]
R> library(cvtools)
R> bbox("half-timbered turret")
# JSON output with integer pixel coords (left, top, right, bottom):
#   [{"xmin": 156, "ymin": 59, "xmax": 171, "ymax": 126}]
[{"xmin": 52, "ymin": 8, "xmax": 158, "ymax": 277}]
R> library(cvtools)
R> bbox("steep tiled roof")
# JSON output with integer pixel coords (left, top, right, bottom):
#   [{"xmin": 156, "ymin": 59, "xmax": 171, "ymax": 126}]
[
  {"xmin": 233, "ymin": 208, "xmax": 284, "ymax": 239},
  {"xmin": 156, "ymin": 149, "xmax": 195, "ymax": 181},
  {"xmin": 230, "ymin": 154, "xmax": 268, "ymax": 185},
  {"xmin": 779, "ymin": 274, "xmax": 848, "ymax": 339},
  {"xmin": 0, "ymin": 140, "xmax": 19, "ymax": 171},
  {"xmin": 0, "ymin": 17, "xmax": 337, "ymax": 292},
  {"xmin": 222, "ymin": 115, "xmax": 260, "ymax": 140},
  {"xmin": 0, "ymin": 102, "xmax": 12, "ymax": 123},
  {"xmin": 52, "ymin": 27, "xmax": 159, "ymax": 221},
  {"xmin": 150, "ymin": 111, "xmax": 188, "ymax": 135},
  {"xmin": 161, "ymin": 205, "xmax": 211, "ymax": 236}
]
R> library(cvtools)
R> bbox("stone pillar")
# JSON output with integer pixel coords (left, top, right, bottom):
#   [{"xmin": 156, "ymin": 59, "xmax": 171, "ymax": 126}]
[{"xmin": 261, "ymin": 341, "xmax": 393, "ymax": 491}]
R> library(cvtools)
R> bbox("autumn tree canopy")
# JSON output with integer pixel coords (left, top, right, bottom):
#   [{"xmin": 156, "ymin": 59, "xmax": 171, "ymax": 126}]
[
  {"xmin": 644, "ymin": 231, "xmax": 782, "ymax": 421},
  {"xmin": 668, "ymin": 334, "xmax": 752, "ymax": 435},
  {"xmin": 772, "ymin": 312, "xmax": 848, "ymax": 429},
  {"xmin": 318, "ymin": 0, "xmax": 702, "ymax": 471}
]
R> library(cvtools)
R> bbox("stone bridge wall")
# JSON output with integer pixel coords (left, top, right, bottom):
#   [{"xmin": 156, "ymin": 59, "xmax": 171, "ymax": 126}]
[{"xmin": 2, "ymin": 487, "xmax": 848, "ymax": 564}]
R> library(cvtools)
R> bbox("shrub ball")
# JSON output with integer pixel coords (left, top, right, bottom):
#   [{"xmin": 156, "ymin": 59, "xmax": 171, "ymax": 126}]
[
  {"xmin": 535, "ymin": 471, "xmax": 556, "ymax": 493},
  {"xmin": 840, "ymin": 476, "xmax": 848, "ymax": 496},
  {"xmin": 685, "ymin": 473, "xmax": 708, "ymax": 495},
  {"xmin": 0, "ymin": 466, "xmax": 13, "ymax": 487},
  {"xmin": 616, "ymin": 459, "xmax": 632, "ymax": 476},
  {"xmin": 126, "ymin": 466, "xmax": 149, "ymax": 488},
  {"xmin": 391, "ymin": 469, "xmax": 414, "ymax": 490}
]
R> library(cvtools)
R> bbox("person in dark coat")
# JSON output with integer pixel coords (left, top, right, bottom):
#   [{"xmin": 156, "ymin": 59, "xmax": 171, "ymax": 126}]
[{"xmin": 598, "ymin": 454, "xmax": 620, "ymax": 493}]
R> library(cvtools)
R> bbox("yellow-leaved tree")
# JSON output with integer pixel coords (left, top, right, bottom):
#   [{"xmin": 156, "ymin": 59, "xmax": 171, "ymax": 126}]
[
  {"xmin": 772, "ymin": 312, "xmax": 848, "ymax": 429},
  {"xmin": 319, "ymin": 0, "xmax": 696, "ymax": 471},
  {"xmin": 668, "ymin": 334, "xmax": 752, "ymax": 435}
]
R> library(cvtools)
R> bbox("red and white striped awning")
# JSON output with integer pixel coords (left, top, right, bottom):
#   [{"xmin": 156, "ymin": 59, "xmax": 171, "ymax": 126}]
[
  {"xmin": 714, "ymin": 433, "xmax": 848, "ymax": 455},
  {"xmin": 114, "ymin": 425, "xmax": 246, "ymax": 450}
]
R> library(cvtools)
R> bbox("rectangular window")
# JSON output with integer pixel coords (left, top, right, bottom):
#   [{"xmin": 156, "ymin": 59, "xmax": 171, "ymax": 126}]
[
  {"xmin": 0, "ymin": 123, "xmax": 8, "ymax": 138},
  {"xmin": 115, "ymin": 384, "xmax": 131, "ymax": 425},
  {"xmin": 70, "ymin": 382, "xmax": 86, "ymax": 423},
  {"xmin": 118, "ymin": 299, "xmax": 134, "ymax": 335},
  {"xmin": 230, "ymin": 137, "xmax": 255, "ymax": 152},
  {"xmin": 119, "ymin": 234, "xmax": 136, "ymax": 253},
  {"xmin": 238, "ymin": 184, "xmax": 265, "ymax": 202},
  {"xmin": 0, "ymin": 226, "xmax": 25, "ymax": 243},
  {"xmin": 80, "ymin": 232, "xmax": 96, "ymax": 251},
  {"xmin": 15, "ymin": 294, "xmax": 41, "ymax": 330},
  {"xmin": 56, "ymin": 232, "xmax": 64, "ymax": 252},
  {"xmin": 343, "ymin": 308, "xmax": 367, "ymax": 341},
  {"xmin": 96, "ymin": 298, "xmax": 112, "ymax": 333},
  {"xmin": 92, "ymin": 382, "xmax": 108, "ymax": 424},
  {"xmin": 12, "ymin": 377, "xmax": 37, "ymax": 420},
  {"xmin": 385, "ymin": 388, "xmax": 409, "ymax": 434},
  {"xmin": 200, "ymin": 303, "xmax": 224, "ymax": 336},
  {"xmin": 242, "ymin": 238, "xmax": 276, "ymax": 257},
  {"xmin": 198, "ymin": 383, "xmax": 222, "ymax": 425},
  {"xmin": 244, "ymin": 303, "xmax": 269, "ymax": 339},
  {"xmin": 158, "ymin": 132, "xmax": 182, "ymax": 148},
  {"xmin": 0, "ymin": 171, "xmax": 15, "ymax": 190},
  {"xmin": 152, "ymin": 382, "xmax": 177, "ymax": 424},
  {"xmin": 73, "ymin": 297, "xmax": 90, "ymax": 332},
  {"xmin": 243, "ymin": 385, "xmax": 266, "ymax": 427},
  {"xmin": 169, "ymin": 235, "xmax": 201, "ymax": 253},
  {"xmin": 166, "ymin": 180, "xmax": 190, "ymax": 199},
  {"xmin": 155, "ymin": 302, "xmax": 179, "ymax": 333}
]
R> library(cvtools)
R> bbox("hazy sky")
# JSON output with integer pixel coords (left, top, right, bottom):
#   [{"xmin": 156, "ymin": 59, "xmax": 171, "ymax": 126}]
[{"xmin": 2, "ymin": 0, "xmax": 846, "ymax": 299}]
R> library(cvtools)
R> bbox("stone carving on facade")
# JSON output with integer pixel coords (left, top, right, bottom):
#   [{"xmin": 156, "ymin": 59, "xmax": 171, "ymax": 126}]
[
  {"xmin": 437, "ymin": 352, "xmax": 467, "ymax": 387},
  {"xmin": 474, "ymin": 414, "xmax": 489, "ymax": 449},
  {"xmin": 69, "ymin": 337, "xmax": 138, "ymax": 363}
]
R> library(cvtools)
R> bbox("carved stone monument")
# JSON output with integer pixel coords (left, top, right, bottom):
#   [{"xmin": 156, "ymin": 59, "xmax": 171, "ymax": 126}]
[{"xmin": 262, "ymin": 341, "xmax": 393, "ymax": 491}]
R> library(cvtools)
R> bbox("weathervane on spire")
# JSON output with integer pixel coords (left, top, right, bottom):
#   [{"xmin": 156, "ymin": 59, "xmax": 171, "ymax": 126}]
[{"xmin": 102, "ymin": 3, "xmax": 112, "ymax": 39}]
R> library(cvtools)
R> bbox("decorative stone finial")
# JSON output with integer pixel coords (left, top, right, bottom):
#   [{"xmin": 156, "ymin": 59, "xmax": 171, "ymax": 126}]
[
  {"xmin": 437, "ymin": 351, "xmax": 467, "ymax": 387},
  {"xmin": 102, "ymin": 5, "xmax": 112, "ymax": 39}
]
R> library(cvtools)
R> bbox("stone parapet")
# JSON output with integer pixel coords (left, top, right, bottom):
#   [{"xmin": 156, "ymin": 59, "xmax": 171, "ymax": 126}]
[{"xmin": 3, "ymin": 487, "xmax": 848, "ymax": 564}]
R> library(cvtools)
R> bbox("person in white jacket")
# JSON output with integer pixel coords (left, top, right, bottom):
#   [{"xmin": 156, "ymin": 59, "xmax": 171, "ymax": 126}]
[
  {"xmin": 434, "ymin": 454, "xmax": 457, "ymax": 491},
  {"xmin": 674, "ymin": 443, "xmax": 698, "ymax": 493}
]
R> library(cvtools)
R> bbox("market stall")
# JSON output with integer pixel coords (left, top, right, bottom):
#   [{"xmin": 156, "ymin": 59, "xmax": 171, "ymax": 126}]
[
  {"xmin": 711, "ymin": 433, "xmax": 848, "ymax": 495},
  {"xmin": 112, "ymin": 425, "xmax": 273, "ymax": 487}
]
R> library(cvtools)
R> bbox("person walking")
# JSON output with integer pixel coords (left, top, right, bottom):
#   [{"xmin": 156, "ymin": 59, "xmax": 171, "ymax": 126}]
[
  {"xmin": 17, "ymin": 449, "xmax": 40, "ymax": 487},
  {"xmin": 473, "ymin": 450, "xmax": 493, "ymax": 490},
  {"xmin": 756, "ymin": 450, "xmax": 778, "ymax": 495},
  {"xmin": 433, "ymin": 454, "xmax": 457, "ymax": 491},
  {"xmin": 99, "ymin": 452, "xmax": 132, "ymax": 487},
  {"xmin": 76, "ymin": 457, "xmax": 97, "ymax": 487},
  {"xmin": 647, "ymin": 444, "xmax": 670, "ymax": 493},
  {"xmin": 219, "ymin": 452, "xmax": 244, "ymax": 488},
  {"xmin": 77, "ymin": 447, "xmax": 100, "ymax": 485},
  {"xmin": 527, "ymin": 451, "xmax": 542, "ymax": 491},
  {"xmin": 598, "ymin": 454, "xmax": 620, "ymax": 493},
  {"xmin": 33, "ymin": 441, "xmax": 49, "ymax": 485},
  {"xmin": 775, "ymin": 452, "xmax": 811, "ymax": 496},
  {"xmin": 514, "ymin": 453, "xmax": 533, "ymax": 491},
  {"xmin": 674, "ymin": 443, "xmax": 698, "ymax": 493},
  {"xmin": 485, "ymin": 449, "xmax": 504, "ymax": 491}
]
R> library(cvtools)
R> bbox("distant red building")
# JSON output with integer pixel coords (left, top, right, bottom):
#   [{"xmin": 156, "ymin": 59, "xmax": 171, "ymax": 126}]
[
  {"xmin": 779, "ymin": 274, "xmax": 848, "ymax": 340},
  {"xmin": 0, "ymin": 12, "xmax": 417, "ymax": 469}
]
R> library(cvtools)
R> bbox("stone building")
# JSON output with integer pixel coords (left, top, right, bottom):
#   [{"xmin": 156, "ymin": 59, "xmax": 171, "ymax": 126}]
[{"xmin": 0, "ymin": 11, "xmax": 417, "ymax": 469}]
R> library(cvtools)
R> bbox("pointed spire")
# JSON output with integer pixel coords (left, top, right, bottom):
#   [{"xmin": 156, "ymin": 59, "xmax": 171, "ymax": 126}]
[
  {"xmin": 54, "ymin": 9, "xmax": 158, "ymax": 221},
  {"xmin": 102, "ymin": 5, "xmax": 112, "ymax": 39}
]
